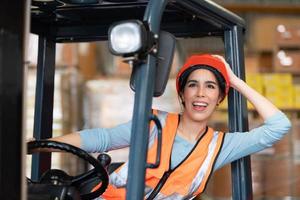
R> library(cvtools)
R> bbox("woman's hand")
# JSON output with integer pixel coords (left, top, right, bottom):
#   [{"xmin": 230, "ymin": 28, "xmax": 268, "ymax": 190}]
[
  {"xmin": 26, "ymin": 133, "xmax": 82, "ymax": 153},
  {"xmin": 212, "ymin": 54, "xmax": 239, "ymax": 88},
  {"xmin": 26, "ymin": 137, "xmax": 54, "ymax": 154}
]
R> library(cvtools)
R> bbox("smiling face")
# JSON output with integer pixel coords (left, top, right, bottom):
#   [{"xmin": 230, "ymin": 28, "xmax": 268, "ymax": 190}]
[{"xmin": 180, "ymin": 68, "xmax": 222, "ymax": 123}]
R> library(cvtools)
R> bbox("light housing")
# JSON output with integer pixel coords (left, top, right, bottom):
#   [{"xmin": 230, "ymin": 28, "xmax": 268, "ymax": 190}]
[
  {"xmin": 130, "ymin": 31, "xmax": 176, "ymax": 97},
  {"xmin": 108, "ymin": 20, "xmax": 147, "ymax": 56}
]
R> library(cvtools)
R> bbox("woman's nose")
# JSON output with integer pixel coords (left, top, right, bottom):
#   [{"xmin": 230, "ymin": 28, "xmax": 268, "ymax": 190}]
[{"xmin": 196, "ymin": 86, "xmax": 205, "ymax": 97}]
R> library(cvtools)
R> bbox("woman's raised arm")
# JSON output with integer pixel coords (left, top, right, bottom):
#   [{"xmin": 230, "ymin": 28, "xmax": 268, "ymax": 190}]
[{"xmin": 214, "ymin": 55, "xmax": 279, "ymax": 120}]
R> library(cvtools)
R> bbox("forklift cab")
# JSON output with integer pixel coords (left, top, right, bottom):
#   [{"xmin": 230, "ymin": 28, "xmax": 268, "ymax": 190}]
[{"xmin": 0, "ymin": 0, "xmax": 251, "ymax": 199}]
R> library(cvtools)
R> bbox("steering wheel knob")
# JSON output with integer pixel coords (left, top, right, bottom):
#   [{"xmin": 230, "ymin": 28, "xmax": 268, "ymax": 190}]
[{"xmin": 97, "ymin": 153, "xmax": 111, "ymax": 169}]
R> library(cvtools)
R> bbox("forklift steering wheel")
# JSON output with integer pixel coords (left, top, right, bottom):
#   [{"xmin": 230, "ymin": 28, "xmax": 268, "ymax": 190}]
[{"xmin": 27, "ymin": 140, "xmax": 109, "ymax": 200}]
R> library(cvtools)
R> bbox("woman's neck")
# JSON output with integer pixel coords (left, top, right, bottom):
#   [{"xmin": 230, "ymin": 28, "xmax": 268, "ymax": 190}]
[{"xmin": 177, "ymin": 114, "xmax": 208, "ymax": 142}]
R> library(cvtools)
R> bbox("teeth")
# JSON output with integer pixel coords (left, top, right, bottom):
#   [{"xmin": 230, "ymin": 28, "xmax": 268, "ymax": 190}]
[{"xmin": 193, "ymin": 102, "xmax": 207, "ymax": 106}]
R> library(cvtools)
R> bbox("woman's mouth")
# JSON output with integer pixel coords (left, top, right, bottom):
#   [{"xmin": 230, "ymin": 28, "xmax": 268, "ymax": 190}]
[{"xmin": 192, "ymin": 102, "xmax": 208, "ymax": 111}]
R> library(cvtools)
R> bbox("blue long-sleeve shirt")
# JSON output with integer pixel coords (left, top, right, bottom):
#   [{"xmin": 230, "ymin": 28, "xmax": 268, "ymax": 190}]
[{"xmin": 79, "ymin": 111, "xmax": 291, "ymax": 171}]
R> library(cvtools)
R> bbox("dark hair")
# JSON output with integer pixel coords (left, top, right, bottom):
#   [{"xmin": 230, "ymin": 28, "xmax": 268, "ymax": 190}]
[{"xmin": 178, "ymin": 65, "xmax": 226, "ymax": 101}]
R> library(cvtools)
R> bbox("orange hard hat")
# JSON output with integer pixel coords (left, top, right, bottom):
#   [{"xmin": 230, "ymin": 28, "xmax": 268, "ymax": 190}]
[{"xmin": 176, "ymin": 54, "xmax": 230, "ymax": 95}]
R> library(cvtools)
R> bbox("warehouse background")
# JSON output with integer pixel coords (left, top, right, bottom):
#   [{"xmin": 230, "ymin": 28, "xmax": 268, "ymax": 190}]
[{"xmin": 26, "ymin": 1, "xmax": 300, "ymax": 199}]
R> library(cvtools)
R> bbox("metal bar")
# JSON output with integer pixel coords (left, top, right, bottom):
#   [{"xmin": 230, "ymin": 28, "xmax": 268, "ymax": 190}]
[
  {"xmin": 189, "ymin": 0, "xmax": 244, "ymax": 27},
  {"xmin": 0, "ymin": 1, "xmax": 28, "ymax": 199},
  {"xmin": 177, "ymin": 0, "xmax": 245, "ymax": 29},
  {"xmin": 31, "ymin": 36, "xmax": 56, "ymax": 181},
  {"xmin": 125, "ymin": 0, "xmax": 168, "ymax": 199},
  {"xmin": 224, "ymin": 25, "xmax": 253, "ymax": 200}
]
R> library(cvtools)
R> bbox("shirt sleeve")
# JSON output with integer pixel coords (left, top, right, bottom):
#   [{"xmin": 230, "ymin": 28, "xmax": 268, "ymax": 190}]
[
  {"xmin": 213, "ymin": 111, "xmax": 291, "ymax": 171},
  {"xmin": 79, "ymin": 121, "xmax": 132, "ymax": 153}
]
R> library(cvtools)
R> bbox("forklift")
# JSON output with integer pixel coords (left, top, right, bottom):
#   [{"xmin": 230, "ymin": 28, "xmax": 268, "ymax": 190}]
[{"xmin": 0, "ymin": 0, "xmax": 252, "ymax": 199}]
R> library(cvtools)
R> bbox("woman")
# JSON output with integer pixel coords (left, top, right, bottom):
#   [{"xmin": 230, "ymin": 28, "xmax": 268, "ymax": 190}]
[{"xmin": 50, "ymin": 54, "xmax": 291, "ymax": 199}]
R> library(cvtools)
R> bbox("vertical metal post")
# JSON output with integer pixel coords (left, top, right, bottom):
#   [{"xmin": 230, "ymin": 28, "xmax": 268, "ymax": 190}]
[
  {"xmin": 224, "ymin": 25, "xmax": 253, "ymax": 200},
  {"xmin": 31, "ymin": 36, "xmax": 56, "ymax": 181},
  {"xmin": 0, "ymin": 1, "xmax": 29, "ymax": 199},
  {"xmin": 125, "ymin": 0, "xmax": 168, "ymax": 199}
]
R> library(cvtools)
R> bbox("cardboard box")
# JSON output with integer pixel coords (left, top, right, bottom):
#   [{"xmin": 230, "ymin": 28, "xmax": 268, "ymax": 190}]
[
  {"xmin": 263, "ymin": 73, "xmax": 280, "ymax": 86},
  {"xmin": 265, "ymin": 84, "xmax": 294, "ymax": 108},
  {"xmin": 262, "ymin": 73, "xmax": 293, "ymax": 86},
  {"xmin": 274, "ymin": 50, "xmax": 300, "ymax": 73},
  {"xmin": 275, "ymin": 25, "xmax": 300, "ymax": 47},
  {"xmin": 245, "ymin": 54, "xmax": 261, "ymax": 73},
  {"xmin": 245, "ymin": 53, "xmax": 273, "ymax": 73},
  {"xmin": 246, "ymin": 73, "xmax": 264, "ymax": 86},
  {"xmin": 294, "ymin": 85, "xmax": 300, "ymax": 108},
  {"xmin": 248, "ymin": 15, "xmax": 300, "ymax": 52}
]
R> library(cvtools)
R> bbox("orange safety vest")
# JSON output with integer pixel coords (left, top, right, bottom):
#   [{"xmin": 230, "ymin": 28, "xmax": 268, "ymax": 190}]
[{"xmin": 100, "ymin": 110, "xmax": 225, "ymax": 199}]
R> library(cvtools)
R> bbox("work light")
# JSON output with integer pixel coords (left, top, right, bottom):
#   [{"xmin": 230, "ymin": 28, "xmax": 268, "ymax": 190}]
[{"xmin": 108, "ymin": 20, "xmax": 147, "ymax": 56}]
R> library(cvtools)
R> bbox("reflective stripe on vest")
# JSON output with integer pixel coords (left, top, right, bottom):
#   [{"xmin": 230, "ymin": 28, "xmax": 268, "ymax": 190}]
[{"xmin": 101, "ymin": 110, "xmax": 224, "ymax": 200}]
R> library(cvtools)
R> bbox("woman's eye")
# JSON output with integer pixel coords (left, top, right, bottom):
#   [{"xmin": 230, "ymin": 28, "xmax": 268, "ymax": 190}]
[
  {"xmin": 207, "ymin": 84, "xmax": 215, "ymax": 89},
  {"xmin": 188, "ymin": 83, "xmax": 197, "ymax": 87}
]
